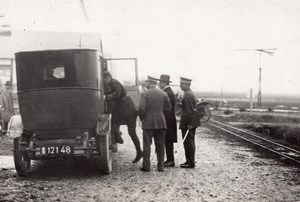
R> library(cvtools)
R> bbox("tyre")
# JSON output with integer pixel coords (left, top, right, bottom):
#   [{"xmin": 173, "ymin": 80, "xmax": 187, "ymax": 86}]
[
  {"xmin": 108, "ymin": 126, "xmax": 117, "ymax": 153},
  {"xmin": 95, "ymin": 134, "xmax": 112, "ymax": 174},
  {"xmin": 197, "ymin": 104, "xmax": 211, "ymax": 123},
  {"xmin": 13, "ymin": 134, "xmax": 31, "ymax": 177}
]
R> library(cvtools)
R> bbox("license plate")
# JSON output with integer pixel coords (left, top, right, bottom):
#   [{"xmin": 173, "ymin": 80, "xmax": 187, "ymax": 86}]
[{"xmin": 41, "ymin": 146, "xmax": 74, "ymax": 155}]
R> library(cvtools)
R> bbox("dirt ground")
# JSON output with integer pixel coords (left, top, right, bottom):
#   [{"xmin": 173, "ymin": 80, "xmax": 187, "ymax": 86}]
[{"xmin": 1, "ymin": 125, "xmax": 300, "ymax": 202}]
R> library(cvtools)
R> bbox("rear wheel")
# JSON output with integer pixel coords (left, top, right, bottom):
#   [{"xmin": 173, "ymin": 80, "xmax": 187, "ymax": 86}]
[
  {"xmin": 197, "ymin": 104, "xmax": 211, "ymax": 123},
  {"xmin": 95, "ymin": 134, "xmax": 112, "ymax": 174},
  {"xmin": 13, "ymin": 134, "xmax": 31, "ymax": 177}
]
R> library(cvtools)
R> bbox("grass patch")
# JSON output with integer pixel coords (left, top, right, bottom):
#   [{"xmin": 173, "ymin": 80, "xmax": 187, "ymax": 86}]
[{"xmin": 212, "ymin": 110, "xmax": 300, "ymax": 146}]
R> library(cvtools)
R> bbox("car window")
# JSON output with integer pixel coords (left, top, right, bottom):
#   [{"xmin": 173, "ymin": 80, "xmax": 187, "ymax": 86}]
[{"xmin": 44, "ymin": 65, "xmax": 65, "ymax": 80}]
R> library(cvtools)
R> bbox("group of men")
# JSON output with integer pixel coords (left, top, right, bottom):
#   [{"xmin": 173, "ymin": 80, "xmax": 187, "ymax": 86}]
[
  {"xmin": 104, "ymin": 72, "xmax": 200, "ymax": 172},
  {"xmin": 1, "ymin": 74, "xmax": 199, "ymax": 172}
]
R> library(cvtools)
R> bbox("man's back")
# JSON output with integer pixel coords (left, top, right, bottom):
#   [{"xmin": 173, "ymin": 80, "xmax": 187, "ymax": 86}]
[
  {"xmin": 139, "ymin": 88, "xmax": 170, "ymax": 130},
  {"xmin": 106, "ymin": 78, "xmax": 127, "ymax": 101}
]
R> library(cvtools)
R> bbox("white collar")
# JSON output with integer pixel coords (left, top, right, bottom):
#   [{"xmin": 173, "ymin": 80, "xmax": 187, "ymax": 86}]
[{"xmin": 162, "ymin": 85, "xmax": 170, "ymax": 91}]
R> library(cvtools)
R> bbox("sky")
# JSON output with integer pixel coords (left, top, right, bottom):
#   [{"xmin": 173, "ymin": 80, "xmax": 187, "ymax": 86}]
[{"xmin": 1, "ymin": 0, "xmax": 300, "ymax": 95}]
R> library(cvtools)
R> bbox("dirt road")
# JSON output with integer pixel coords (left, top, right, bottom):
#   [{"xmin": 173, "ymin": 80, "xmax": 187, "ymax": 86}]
[{"xmin": 1, "ymin": 125, "xmax": 300, "ymax": 202}]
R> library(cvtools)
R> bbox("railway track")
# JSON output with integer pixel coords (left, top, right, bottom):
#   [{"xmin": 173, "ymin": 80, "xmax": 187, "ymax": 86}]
[{"xmin": 207, "ymin": 119, "xmax": 300, "ymax": 165}]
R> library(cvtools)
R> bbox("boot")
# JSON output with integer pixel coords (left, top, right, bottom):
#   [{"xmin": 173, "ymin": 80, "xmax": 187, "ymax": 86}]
[
  {"xmin": 113, "ymin": 125, "xmax": 123, "ymax": 144},
  {"xmin": 132, "ymin": 150, "xmax": 143, "ymax": 164},
  {"xmin": 116, "ymin": 131, "xmax": 124, "ymax": 144}
]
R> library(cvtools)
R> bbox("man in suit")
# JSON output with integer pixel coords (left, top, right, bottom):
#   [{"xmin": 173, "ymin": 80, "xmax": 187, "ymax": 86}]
[
  {"xmin": 0, "ymin": 81, "xmax": 15, "ymax": 130},
  {"xmin": 103, "ymin": 71, "xmax": 143, "ymax": 164},
  {"xmin": 179, "ymin": 77, "xmax": 200, "ymax": 168},
  {"xmin": 138, "ymin": 76, "xmax": 171, "ymax": 172},
  {"xmin": 158, "ymin": 74, "xmax": 177, "ymax": 167}
]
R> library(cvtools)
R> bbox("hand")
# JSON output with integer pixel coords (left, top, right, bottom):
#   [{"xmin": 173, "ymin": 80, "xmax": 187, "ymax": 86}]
[
  {"xmin": 106, "ymin": 94, "xmax": 114, "ymax": 100},
  {"xmin": 187, "ymin": 125, "xmax": 193, "ymax": 130}
]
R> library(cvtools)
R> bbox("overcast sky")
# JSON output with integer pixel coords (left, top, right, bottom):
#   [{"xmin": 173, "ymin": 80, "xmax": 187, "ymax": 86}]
[{"xmin": 1, "ymin": 0, "xmax": 300, "ymax": 95}]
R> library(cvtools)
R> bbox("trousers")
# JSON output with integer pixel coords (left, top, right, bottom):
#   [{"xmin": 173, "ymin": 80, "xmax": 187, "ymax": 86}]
[
  {"xmin": 181, "ymin": 128, "xmax": 196, "ymax": 166},
  {"xmin": 165, "ymin": 143, "xmax": 174, "ymax": 162},
  {"xmin": 112, "ymin": 123, "xmax": 142, "ymax": 153},
  {"xmin": 142, "ymin": 129, "xmax": 166, "ymax": 171}
]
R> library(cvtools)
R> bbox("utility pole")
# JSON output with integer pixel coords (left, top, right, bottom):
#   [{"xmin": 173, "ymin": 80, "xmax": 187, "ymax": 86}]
[
  {"xmin": 219, "ymin": 87, "xmax": 223, "ymax": 109},
  {"xmin": 257, "ymin": 52, "xmax": 262, "ymax": 107},
  {"xmin": 250, "ymin": 88, "xmax": 253, "ymax": 116},
  {"xmin": 237, "ymin": 48, "xmax": 276, "ymax": 107},
  {"xmin": 78, "ymin": 0, "xmax": 88, "ymax": 48}
]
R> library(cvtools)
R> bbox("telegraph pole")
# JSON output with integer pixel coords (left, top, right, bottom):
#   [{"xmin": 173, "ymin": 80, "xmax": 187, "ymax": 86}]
[
  {"xmin": 257, "ymin": 52, "xmax": 262, "ymax": 107},
  {"xmin": 237, "ymin": 48, "xmax": 276, "ymax": 107},
  {"xmin": 219, "ymin": 87, "xmax": 223, "ymax": 109}
]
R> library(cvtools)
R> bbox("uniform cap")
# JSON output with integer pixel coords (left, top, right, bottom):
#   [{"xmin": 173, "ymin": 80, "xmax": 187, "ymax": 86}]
[
  {"xmin": 180, "ymin": 77, "xmax": 192, "ymax": 84},
  {"xmin": 159, "ymin": 74, "xmax": 172, "ymax": 83},
  {"xmin": 147, "ymin": 76, "xmax": 158, "ymax": 84}
]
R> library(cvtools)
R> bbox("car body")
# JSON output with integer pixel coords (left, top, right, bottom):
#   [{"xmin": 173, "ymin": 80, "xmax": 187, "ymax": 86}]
[{"xmin": 9, "ymin": 49, "xmax": 113, "ymax": 176}]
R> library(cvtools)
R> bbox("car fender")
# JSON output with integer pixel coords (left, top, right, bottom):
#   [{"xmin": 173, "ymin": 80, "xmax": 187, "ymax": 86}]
[
  {"xmin": 96, "ymin": 114, "xmax": 111, "ymax": 136},
  {"xmin": 7, "ymin": 115, "xmax": 24, "ymax": 139}
]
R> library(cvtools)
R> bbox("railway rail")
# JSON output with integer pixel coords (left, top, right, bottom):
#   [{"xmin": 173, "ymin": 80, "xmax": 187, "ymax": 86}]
[{"xmin": 207, "ymin": 119, "xmax": 300, "ymax": 165}]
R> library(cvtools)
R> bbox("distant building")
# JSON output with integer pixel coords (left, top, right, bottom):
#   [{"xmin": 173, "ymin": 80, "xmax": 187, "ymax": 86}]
[
  {"xmin": 0, "ymin": 58, "xmax": 13, "ymax": 89},
  {"xmin": 276, "ymin": 105, "xmax": 287, "ymax": 109}
]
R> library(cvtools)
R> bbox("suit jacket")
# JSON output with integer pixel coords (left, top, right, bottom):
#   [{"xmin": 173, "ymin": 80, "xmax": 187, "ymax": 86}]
[
  {"xmin": 138, "ymin": 87, "xmax": 171, "ymax": 130},
  {"xmin": 162, "ymin": 86, "xmax": 177, "ymax": 143},
  {"xmin": 179, "ymin": 89, "xmax": 200, "ymax": 129}
]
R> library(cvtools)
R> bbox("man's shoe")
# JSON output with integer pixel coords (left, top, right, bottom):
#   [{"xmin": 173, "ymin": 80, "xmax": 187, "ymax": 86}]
[
  {"xmin": 180, "ymin": 162, "xmax": 188, "ymax": 167},
  {"xmin": 164, "ymin": 161, "xmax": 175, "ymax": 167},
  {"xmin": 158, "ymin": 168, "xmax": 164, "ymax": 172},
  {"xmin": 180, "ymin": 164, "xmax": 195, "ymax": 168},
  {"xmin": 140, "ymin": 167, "xmax": 150, "ymax": 172},
  {"xmin": 132, "ymin": 151, "xmax": 143, "ymax": 164}
]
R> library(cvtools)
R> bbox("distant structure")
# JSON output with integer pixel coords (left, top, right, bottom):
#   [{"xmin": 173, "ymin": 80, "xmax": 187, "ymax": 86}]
[
  {"xmin": 237, "ymin": 48, "xmax": 277, "ymax": 107},
  {"xmin": 0, "ymin": 58, "xmax": 13, "ymax": 84}
]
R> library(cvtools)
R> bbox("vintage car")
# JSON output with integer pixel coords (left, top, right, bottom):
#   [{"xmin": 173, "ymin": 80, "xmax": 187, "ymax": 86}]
[{"xmin": 8, "ymin": 49, "xmax": 114, "ymax": 176}]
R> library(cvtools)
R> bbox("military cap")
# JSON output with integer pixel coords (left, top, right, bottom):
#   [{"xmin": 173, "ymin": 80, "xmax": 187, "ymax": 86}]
[
  {"xmin": 159, "ymin": 74, "xmax": 172, "ymax": 83},
  {"xmin": 147, "ymin": 76, "xmax": 158, "ymax": 84},
  {"xmin": 180, "ymin": 77, "xmax": 192, "ymax": 84}
]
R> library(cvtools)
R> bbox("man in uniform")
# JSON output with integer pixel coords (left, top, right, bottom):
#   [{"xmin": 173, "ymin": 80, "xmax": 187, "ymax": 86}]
[
  {"xmin": 0, "ymin": 81, "xmax": 15, "ymax": 131},
  {"xmin": 158, "ymin": 74, "xmax": 177, "ymax": 167},
  {"xmin": 179, "ymin": 77, "xmax": 200, "ymax": 168},
  {"xmin": 103, "ymin": 71, "xmax": 143, "ymax": 163},
  {"xmin": 138, "ymin": 76, "xmax": 171, "ymax": 172}
]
